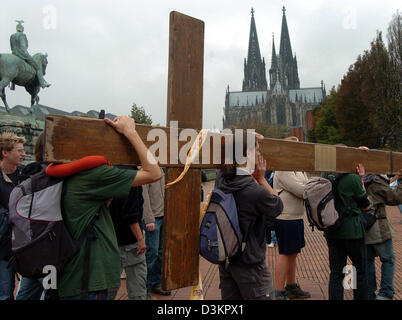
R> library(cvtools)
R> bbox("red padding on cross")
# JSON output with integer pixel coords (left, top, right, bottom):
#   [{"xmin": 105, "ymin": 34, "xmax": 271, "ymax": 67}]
[{"xmin": 46, "ymin": 155, "xmax": 109, "ymax": 177}]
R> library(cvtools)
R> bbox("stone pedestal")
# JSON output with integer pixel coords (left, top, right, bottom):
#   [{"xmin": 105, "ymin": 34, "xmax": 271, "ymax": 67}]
[{"xmin": 0, "ymin": 113, "xmax": 44, "ymax": 163}]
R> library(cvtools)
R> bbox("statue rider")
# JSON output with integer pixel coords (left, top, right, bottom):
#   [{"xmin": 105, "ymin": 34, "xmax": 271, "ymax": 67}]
[{"xmin": 10, "ymin": 20, "xmax": 51, "ymax": 88}]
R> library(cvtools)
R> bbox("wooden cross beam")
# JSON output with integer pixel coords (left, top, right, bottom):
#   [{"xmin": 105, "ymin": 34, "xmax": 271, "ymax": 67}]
[
  {"xmin": 44, "ymin": 116, "xmax": 402, "ymax": 175},
  {"xmin": 43, "ymin": 11, "xmax": 402, "ymax": 292}
]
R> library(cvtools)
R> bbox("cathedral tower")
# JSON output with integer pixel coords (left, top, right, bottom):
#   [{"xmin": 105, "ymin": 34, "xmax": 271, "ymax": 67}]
[
  {"xmin": 242, "ymin": 8, "xmax": 268, "ymax": 92},
  {"xmin": 278, "ymin": 6, "xmax": 300, "ymax": 90}
]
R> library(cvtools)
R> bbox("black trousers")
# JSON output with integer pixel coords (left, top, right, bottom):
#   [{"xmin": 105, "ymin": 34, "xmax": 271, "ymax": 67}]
[
  {"xmin": 219, "ymin": 260, "xmax": 274, "ymax": 300},
  {"xmin": 326, "ymin": 237, "xmax": 368, "ymax": 300}
]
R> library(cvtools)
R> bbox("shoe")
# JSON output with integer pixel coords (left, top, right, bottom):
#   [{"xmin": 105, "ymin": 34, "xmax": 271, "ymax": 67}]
[
  {"xmin": 376, "ymin": 295, "xmax": 392, "ymax": 300},
  {"xmin": 151, "ymin": 286, "xmax": 172, "ymax": 296},
  {"xmin": 285, "ymin": 284, "xmax": 311, "ymax": 299},
  {"xmin": 268, "ymin": 242, "xmax": 275, "ymax": 248},
  {"xmin": 275, "ymin": 290, "xmax": 289, "ymax": 300}
]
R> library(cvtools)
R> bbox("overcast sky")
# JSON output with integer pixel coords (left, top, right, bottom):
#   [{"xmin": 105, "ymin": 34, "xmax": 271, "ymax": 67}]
[{"xmin": 0, "ymin": 0, "xmax": 399, "ymax": 129}]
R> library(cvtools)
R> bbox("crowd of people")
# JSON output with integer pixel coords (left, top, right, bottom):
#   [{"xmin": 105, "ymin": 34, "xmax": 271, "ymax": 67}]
[{"xmin": 0, "ymin": 117, "xmax": 401, "ymax": 300}]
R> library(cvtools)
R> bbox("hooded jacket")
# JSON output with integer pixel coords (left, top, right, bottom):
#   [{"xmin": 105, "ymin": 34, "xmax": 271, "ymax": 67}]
[
  {"xmin": 215, "ymin": 170, "xmax": 283, "ymax": 264},
  {"xmin": 364, "ymin": 175, "xmax": 402, "ymax": 245}
]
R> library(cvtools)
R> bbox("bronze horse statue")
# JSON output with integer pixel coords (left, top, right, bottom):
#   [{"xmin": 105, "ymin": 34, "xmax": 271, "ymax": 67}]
[{"xmin": 0, "ymin": 52, "xmax": 49, "ymax": 114}]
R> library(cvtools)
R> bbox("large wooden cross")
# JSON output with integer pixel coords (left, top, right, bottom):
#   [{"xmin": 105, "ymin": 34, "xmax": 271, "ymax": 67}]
[{"xmin": 43, "ymin": 11, "xmax": 402, "ymax": 291}]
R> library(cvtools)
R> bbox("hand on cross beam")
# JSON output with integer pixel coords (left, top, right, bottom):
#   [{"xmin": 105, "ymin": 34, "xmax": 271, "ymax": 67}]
[
  {"xmin": 104, "ymin": 115, "xmax": 162, "ymax": 187},
  {"xmin": 104, "ymin": 115, "xmax": 136, "ymax": 136}
]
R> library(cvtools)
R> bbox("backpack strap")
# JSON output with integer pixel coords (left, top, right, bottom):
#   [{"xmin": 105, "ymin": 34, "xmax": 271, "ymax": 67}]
[{"xmin": 79, "ymin": 211, "xmax": 100, "ymax": 300}]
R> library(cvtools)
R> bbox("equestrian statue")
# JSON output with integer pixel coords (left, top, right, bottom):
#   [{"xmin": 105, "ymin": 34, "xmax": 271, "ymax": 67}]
[{"xmin": 0, "ymin": 20, "xmax": 51, "ymax": 114}]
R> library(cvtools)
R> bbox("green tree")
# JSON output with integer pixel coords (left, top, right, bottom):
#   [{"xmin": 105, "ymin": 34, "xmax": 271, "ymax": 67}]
[
  {"xmin": 386, "ymin": 11, "xmax": 402, "ymax": 149},
  {"xmin": 335, "ymin": 30, "xmax": 401, "ymax": 150},
  {"xmin": 335, "ymin": 55, "xmax": 377, "ymax": 147},
  {"xmin": 361, "ymin": 32, "xmax": 400, "ymax": 149},
  {"xmin": 130, "ymin": 103, "xmax": 152, "ymax": 125},
  {"xmin": 309, "ymin": 87, "xmax": 345, "ymax": 145},
  {"xmin": 387, "ymin": 10, "xmax": 401, "ymax": 102}
]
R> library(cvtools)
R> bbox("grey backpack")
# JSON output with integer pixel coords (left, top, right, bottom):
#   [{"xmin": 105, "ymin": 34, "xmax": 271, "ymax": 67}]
[
  {"xmin": 8, "ymin": 171, "xmax": 80, "ymax": 279},
  {"xmin": 303, "ymin": 175, "xmax": 345, "ymax": 231}
]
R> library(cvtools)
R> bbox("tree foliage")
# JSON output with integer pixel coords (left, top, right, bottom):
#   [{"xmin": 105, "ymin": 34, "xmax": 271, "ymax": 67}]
[
  {"xmin": 130, "ymin": 103, "xmax": 152, "ymax": 125},
  {"xmin": 387, "ymin": 10, "xmax": 401, "ymax": 103},
  {"xmin": 311, "ymin": 11, "xmax": 401, "ymax": 151},
  {"xmin": 335, "ymin": 31, "xmax": 401, "ymax": 150},
  {"xmin": 308, "ymin": 87, "xmax": 345, "ymax": 145}
]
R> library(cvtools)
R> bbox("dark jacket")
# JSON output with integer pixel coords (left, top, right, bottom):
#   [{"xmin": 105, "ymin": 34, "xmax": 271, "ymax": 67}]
[
  {"xmin": 109, "ymin": 185, "xmax": 144, "ymax": 247},
  {"xmin": 215, "ymin": 170, "xmax": 283, "ymax": 264},
  {"xmin": 0, "ymin": 165, "xmax": 24, "ymax": 260}
]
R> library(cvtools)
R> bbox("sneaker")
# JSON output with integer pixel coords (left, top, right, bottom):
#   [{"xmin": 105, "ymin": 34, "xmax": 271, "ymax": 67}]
[
  {"xmin": 275, "ymin": 290, "xmax": 289, "ymax": 300},
  {"xmin": 268, "ymin": 242, "xmax": 275, "ymax": 248},
  {"xmin": 376, "ymin": 295, "xmax": 392, "ymax": 300},
  {"xmin": 285, "ymin": 284, "xmax": 311, "ymax": 299},
  {"xmin": 151, "ymin": 286, "xmax": 172, "ymax": 296}
]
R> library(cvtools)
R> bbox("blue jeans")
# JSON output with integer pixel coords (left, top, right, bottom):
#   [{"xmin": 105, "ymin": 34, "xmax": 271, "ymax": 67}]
[
  {"xmin": 367, "ymin": 239, "xmax": 395, "ymax": 299},
  {"xmin": 16, "ymin": 277, "xmax": 44, "ymax": 300},
  {"xmin": 61, "ymin": 289, "xmax": 108, "ymax": 300},
  {"xmin": 0, "ymin": 260, "xmax": 15, "ymax": 300},
  {"xmin": 270, "ymin": 231, "xmax": 277, "ymax": 245},
  {"xmin": 143, "ymin": 217, "xmax": 163, "ymax": 292}
]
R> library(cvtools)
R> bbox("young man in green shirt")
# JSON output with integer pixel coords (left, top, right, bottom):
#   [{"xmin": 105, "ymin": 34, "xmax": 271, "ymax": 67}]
[
  {"xmin": 59, "ymin": 116, "xmax": 161, "ymax": 299},
  {"xmin": 324, "ymin": 164, "xmax": 371, "ymax": 300}
]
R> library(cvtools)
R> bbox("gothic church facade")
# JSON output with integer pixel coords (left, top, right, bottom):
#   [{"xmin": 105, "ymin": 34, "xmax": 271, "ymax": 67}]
[{"xmin": 224, "ymin": 7, "xmax": 326, "ymax": 139}]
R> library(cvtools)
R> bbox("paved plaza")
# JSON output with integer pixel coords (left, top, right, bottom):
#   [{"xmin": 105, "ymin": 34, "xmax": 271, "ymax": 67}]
[{"xmin": 115, "ymin": 180, "xmax": 402, "ymax": 300}]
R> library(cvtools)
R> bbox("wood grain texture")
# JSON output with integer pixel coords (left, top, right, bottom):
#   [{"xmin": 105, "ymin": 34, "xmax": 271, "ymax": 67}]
[
  {"xmin": 44, "ymin": 115, "xmax": 401, "ymax": 174},
  {"xmin": 162, "ymin": 11, "xmax": 204, "ymax": 290}
]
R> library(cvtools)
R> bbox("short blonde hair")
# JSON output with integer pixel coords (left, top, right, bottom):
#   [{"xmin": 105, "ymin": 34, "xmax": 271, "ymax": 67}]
[{"xmin": 0, "ymin": 132, "xmax": 26, "ymax": 160}]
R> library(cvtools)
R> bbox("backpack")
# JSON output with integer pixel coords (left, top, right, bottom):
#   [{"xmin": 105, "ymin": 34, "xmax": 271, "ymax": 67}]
[
  {"xmin": 200, "ymin": 188, "xmax": 243, "ymax": 266},
  {"xmin": 303, "ymin": 174, "xmax": 345, "ymax": 232},
  {"xmin": 8, "ymin": 156, "xmax": 108, "ymax": 280}
]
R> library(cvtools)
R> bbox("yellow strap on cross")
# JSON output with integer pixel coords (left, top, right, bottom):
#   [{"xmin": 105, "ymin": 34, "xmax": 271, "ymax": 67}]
[
  {"xmin": 165, "ymin": 129, "xmax": 209, "ymax": 188},
  {"xmin": 190, "ymin": 190, "xmax": 213, "ymax": 300}
]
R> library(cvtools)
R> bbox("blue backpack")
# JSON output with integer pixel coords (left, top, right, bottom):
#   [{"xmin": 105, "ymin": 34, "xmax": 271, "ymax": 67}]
[{"xmin": 200, "ymin": 188, "xmax": 243, "ymax": 266}]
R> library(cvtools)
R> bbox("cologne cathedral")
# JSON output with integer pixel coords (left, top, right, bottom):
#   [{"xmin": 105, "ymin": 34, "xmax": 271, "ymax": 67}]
[{"xmin": 224, "ymin": 7, "xmax": 326, "ymax": 138}]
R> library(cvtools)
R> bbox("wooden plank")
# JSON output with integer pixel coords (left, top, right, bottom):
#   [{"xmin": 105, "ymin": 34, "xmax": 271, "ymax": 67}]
[
  {"xmin": 258, "ymin": 138, "xmax": 401, "ymax": 175},
  {"xmin": 44, "ymin": 115, "xmax": 401, "ymax": 175},
  {"xmin": 162, "ymin": 11, "xmax": 204, "ymax": 291}
]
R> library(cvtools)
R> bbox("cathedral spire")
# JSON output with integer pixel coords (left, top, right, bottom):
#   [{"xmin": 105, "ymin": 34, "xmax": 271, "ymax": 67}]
[
  {"xmin": 247, "ymin": 7, "xmax": 262, "ymax": 68},
  {"xmin": 271, "ymin": 33, "xmax": 278, "ymax": 70},
  {"xmin": 242, "ymin": 8, "xmax": 267, "ymax": 92},
  {"xmin": 279, "ymin": 6, "xmax": 293, "ymax": 63},
  {"xmin": 278, "ymin": 6, "xmax": 300, "ymax": 90}
]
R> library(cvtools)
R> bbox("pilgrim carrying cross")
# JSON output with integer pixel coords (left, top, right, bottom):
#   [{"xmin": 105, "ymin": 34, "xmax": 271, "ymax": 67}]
[{"xmin": 43, "ymin": 11, "xmax": 402, "ymax": 291}]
